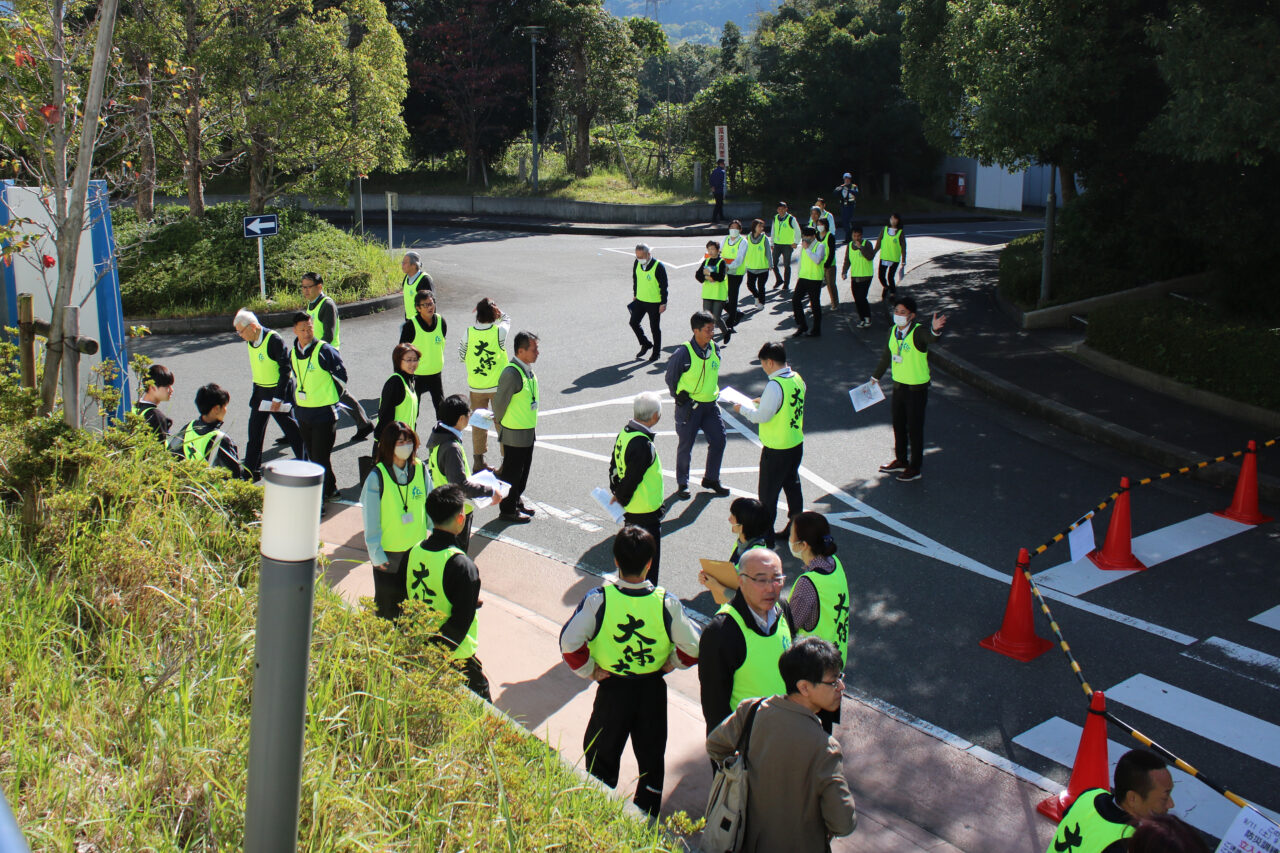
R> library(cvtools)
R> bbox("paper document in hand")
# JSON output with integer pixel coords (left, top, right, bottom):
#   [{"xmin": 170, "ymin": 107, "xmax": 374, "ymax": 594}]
[
  {"xmin": 258, "ymin": 400, "xmax": 292, "ymax": 412},
  {"xmin": 849, "ymin": 380, "xmax": 885, "ymax": 412},
  {"xmin": 469, "ymin": 408, "xmax": 495, "ymax": 430},
  {"xmin": 591, "ymin": 487, "xmax": 626, "ymax": 525},
  {"xmin": 718, "ymin": 386, "xmax": 755, "ymax": 409},
  {"xmin": 467, "ymin": 469, "xmax": 509, "ymax": 509}
]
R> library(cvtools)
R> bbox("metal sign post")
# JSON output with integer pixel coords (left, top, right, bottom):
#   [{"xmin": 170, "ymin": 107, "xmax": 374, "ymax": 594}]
[
  {"xmin": 385, "ymin": 192, "xmax": 398, "ymax": 250},
  {"xmin": 243, "ymin": 214, "xmax": 280, "ymax": 302}
]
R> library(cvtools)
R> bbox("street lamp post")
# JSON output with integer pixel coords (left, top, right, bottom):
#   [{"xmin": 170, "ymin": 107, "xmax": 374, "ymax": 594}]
[{"xmin": 524, "ymin": 26, "xmax": 544, "ymax": 193}]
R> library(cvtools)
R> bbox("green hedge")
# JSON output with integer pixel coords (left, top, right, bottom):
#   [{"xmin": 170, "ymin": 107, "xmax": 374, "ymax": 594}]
[
  {"xmin": 0, "ymin": 347, "xmax": 685, "ymax": 850},
  {"xmin": 997, "ymin": 231, "xmax": 1138, "ymax": 309},
  {"xmin": 1086, "ymin": 299, "xmax": 1280, "ymax": 411},
  {"xmin": 115, "ymin": 203, "xmax": 401, "ymax": 318}
]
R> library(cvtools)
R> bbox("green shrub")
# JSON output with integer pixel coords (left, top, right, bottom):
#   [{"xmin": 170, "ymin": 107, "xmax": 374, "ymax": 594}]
[
  {"xmin": 116, "ymin": 203, "xmax": 401, "ymax": 318},
  {"xmin": 0, "ymin": 355, "xmax": 685, "ymax": 849},
  {"xmin": 1086, "ymin": 299, "xmax": 1280, "ymax": 411}
]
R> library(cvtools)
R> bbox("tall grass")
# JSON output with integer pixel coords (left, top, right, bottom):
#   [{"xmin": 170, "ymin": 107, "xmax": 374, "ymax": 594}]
[{"xmin": 0, "ymin": 361, "xmax": 682, "ymax": 851}]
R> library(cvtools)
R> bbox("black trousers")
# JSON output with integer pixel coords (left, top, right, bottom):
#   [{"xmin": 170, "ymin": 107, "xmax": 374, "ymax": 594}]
[
  {"xmin": 245, "ymin": 385, "xmax": 306, "ymax": 474},
  {"xmin": 792, "ymin": 278, "xmax": 823, "ymax": 334},
  {"xmin": 711, "ymin": 192, "xmax": 724, "ymax": 223},
  {"xmin": 584, "ymin": 675, "xmax": 668, "ymax": 818},
  {"xmin": 628, "ymin": 301, "xmax": 662, "ymax": 353},
  {"xmin": 771, "ymin": 244, "xmax": 793, "ymax": 288},
  {"xmin": 413, "ymin": 372, "xmax": 444, "ymax": 422},
  {"xmin": 745, "ymin": 270, "xmax": 769, "ymax": 302},
  {"xmin": 372, "ymin": 549, "xmax": 408, "ymax": 620},
  {"xmin": 878, "ymin": 260, "xmax": 900, "ymax": 297},
  {"xmin": 459, "ymin": 655, "xmax": 491, "ymax": 702},
  {"xmin": 759, "ymin": 443, "xmax": 804, "ymax": 546},
  {"xmin": 725, "ymin": 274, "xmax": 745, "ymax": 326},
  {"xmin": 498, "ymin": 443, "xmax": 534, "ymax": 513},
  {"xmin": 891, "ymin": 381, "xmax": 930, "ymax": 470},
  {"xmin": 849, "ymin": 276, "xmax": 873, "ymax": 320},
  {"xmin": 299, "ymin": 419, "xmax": 338, "ymax": 496},
  {"xmin": 624, "ymin": 511, "xmax": 663, "ymax": 587}
]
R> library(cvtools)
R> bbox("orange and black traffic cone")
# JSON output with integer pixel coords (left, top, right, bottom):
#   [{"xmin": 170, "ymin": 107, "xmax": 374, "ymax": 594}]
[
  {"xmin": 1215, "ymin": 441, "xmax": 1273, "ymax": 526},
  {"xmin": 979, "ymin": 548, "xmax": 1053, "ymax": 662},
  {"xmin": 1038, "ymin": 690, "xmax": 1111, "ymax": 822},
  {"xmin": 1088, "ymin": 477, "xmax": 1147, "ymax": 571}
]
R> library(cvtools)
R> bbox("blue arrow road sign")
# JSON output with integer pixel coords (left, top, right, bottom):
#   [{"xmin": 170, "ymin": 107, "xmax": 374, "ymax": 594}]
[{"xmin": 243, "ymin": 214, "xmax": 279, "ymax": 239}]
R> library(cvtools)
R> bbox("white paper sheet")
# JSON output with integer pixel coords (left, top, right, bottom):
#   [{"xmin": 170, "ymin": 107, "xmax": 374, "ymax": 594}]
[
  {"xmin": 469, "ymin": 408, "xmax": 495, "ymax": 430},
  {"xmin": 848, "ymin": 380, "xmax": 885, "ymax": 412},
  {"xmin": 592, "ymin": 486, "xmax": 626, "ymax": 525},
  {"xmin": 1216, "ymin": 805, "xmax": 1280, "ymax": 853},
  {"xmin": 257, "ymin": 399, "xmax": 292, "ymax": 412},
  {"xmin": 1067, "ymin": 518, "xmax": 1095, "ymax": 564},
  {"xmin": 718, "ymin": 386, "xmax": 755, "ymax": 409},
  {"xmin": 468, "ymin": 469, "xmax": 509, "ymax": 509}
]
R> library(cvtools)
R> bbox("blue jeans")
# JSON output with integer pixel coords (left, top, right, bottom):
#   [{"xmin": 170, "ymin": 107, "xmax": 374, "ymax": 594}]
[{"xmin": 674, "ymin": 400, "xmax": 726, "ymax": 487}]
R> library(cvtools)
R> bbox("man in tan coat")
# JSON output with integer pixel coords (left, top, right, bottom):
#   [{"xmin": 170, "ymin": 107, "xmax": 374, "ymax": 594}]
[{"xmin": 706, "ymin": 637, "xmax": 856, "ymax": 852}]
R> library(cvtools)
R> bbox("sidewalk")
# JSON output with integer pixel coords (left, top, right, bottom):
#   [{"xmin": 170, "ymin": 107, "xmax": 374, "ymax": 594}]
[
  {"xmin": 912, "ymin": 248, "xmax": 1280, "ymax": 503},
  {"xmin": 318, "ymin": 505, "xmax": 1056, "ymax": 852}
]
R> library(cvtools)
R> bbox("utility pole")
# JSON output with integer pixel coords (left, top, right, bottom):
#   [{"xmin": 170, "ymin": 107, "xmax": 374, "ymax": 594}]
[
  {"xmin": 523, "ymin": 26, "xmax": 545, "ymax": 192},
  {"xmin": 1039, "ymin": 165, "xmax": 1057, "ymax": 307}
]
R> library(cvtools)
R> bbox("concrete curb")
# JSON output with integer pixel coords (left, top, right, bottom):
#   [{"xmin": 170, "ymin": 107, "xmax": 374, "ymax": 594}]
[
  {"xmin": 126, "ymin": 291, "xmax": 402, "ymax": 335},
  {"xmin": 929, "ymin": 343, "xmax": 1280, "ymax": 504}
]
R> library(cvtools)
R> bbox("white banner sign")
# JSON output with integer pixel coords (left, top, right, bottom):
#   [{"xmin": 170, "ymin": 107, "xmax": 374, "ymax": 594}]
[
  {"xmin": 1216, "ymin": 806, "xmax": 1280, "ymax": 853},
  {"xmin": 714, "ymin": 125, "xmax": 730, "ymax": 169}
]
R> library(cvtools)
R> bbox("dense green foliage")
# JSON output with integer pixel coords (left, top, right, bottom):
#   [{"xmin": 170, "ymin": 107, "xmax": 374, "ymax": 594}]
[
  {"xmin": 1086, "ymin": 300, "xmax": 1280, "ymax": 411},
  {"xmin": 0, "ymin": 353, "xmax": 683, "ymax": 850},
  {"xmin": 115, "ymin": 203, "xmax": 400, "ymax": 317}
]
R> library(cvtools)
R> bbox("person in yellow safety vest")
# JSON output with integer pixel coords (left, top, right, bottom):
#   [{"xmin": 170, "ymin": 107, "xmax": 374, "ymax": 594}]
[
  {"xmin": 741, "ymin": 217, "xmax": 773, "ymax": 306},
  {"xmin": 290, "ymin": 311, "xmax": 350, "ymax": 501},
  {"xmin": 706, "ymin": 637, "xmax": 857, "ymax": 853},
  {"xmin": 375, "ymin": 342, "xmax": 423, "ymax": 448},
  {"xmin": 697, "ymin": 548, "xmax": 794, "ymax": 733},
  {"xmin": 1046, "ymin": 749, "xmax": 1176, "ymax": 853},
  {"xmin": 133, "ymin": 362, "xmax": 175, "ymax": 440},
  {"xmin": 786, "ymin": 511, "xmax": 850, "ymax": 735},
  {"xmin": 629, "ymin": 243, "xmax": 669, "ymax": 363},
  {"xmin": 360, "ymin": 421, "xmax": 430, "ymax": 620},
  {"xmin": 664, "ymin": 311, "xmax": 731, "ymax": 500},
  {"xmin": 301, "ymin": 272, "xmax": 375, "ymax": 443},
  {"xmin": 423, "ymin": 394, "xmax": 506, "ymax": 553},
  {"xmin": 873, "ymin": 213, "xmax": 907, "ymax": 303},
  {"xmin": 233, "ymin": 309, "xmax": 307, "ymax": 476},
  {"xmin": 792, "ymin": 225, "xmax": 828, "ymax": 337},
  {"xmin": 491, "ymin": 331, "xmax": 540, "ymax": 522},
  {"xmin": 841, "ymin": 223, "xmax": 877, "ymax": 328},
  {"xmin": 694, "ymin": 240, "xmax": 731, "ymax": 343},
  {"xmin": 870, "ymin": 295, "xmax": 947, "ymax": 483},
  {"xmin": 769, "ymin": 201, "xmax": 800, "ymax": 293},
  {"xmin": 721, "ymin": 218, "xmax": 752, "ymax": 328},
  {"xmin": 399, "ymin": 290, "xmax": 447, "ymax": 418},
  {"xmin": 456, "ymin": 296, "xmax": 510, "ymax": 472},
  {"xmin": 559, "ymin": 525, "xmax": 702, "ymax": 818},
  {"xmin": 608, "ymin": 391, "xmax": 666, "ymax": 585},
  {"xmin": 167, "ymin": 383, "xmax": 251, "ymax": 480},
  {"xmin": 815, "ymin": 211, "xmax": 839, "ymax": 310},
  {"xmin": 402, "ymin": 484, "xmax": 490, "ymax": 699},
  {"xmin": 400, "ymin": 250, "xmax": 434, "ymax": 320},
  {"xmin": 734, "ymin": 341, "xmax": 805, "ymax": 548},
  {"xmin": 727, "ymin": 497, "xmax": 770, "ymax": 568}
]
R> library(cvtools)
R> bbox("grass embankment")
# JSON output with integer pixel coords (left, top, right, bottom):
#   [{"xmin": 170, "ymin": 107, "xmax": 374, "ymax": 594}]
[
  {"xmin": 116, "ymin": 203, "xmax": 401, "ymax": 319},
  {"xmin": 0, "ymin": 362, "xmax": 683, "ymax": 849}
]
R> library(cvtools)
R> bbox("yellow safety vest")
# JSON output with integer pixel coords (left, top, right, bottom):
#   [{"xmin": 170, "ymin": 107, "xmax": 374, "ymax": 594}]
[
  {"xmin": 290, "ymin": 343, "xmax": 340, "ymax": 408},
  {"xmin": 409, "ymin": 315, "xmax": 446, "ymax": 375},
  {"xmin": 880, "ymin": 227, "xmax": 903, "ymax": 263},
  {"xmin": 428, "ymin": 434, "xmax": 475, "ymax": 516},
  {"xmin": 847, "ymin": 242, "xmax": 874, "ymax": 277},
  {"xmin": 635, "ymin": 260, "xmax": 662, "ymax": 304},
  {"xmin": 499, "ymin": 363, "xmax": 538, "ymax": 430},
  {"xmin": 587, "ymin": 584, "xmax": 673, "ymax": 676},
  {"xmin": 675, "ymin": 340, "xmax": 720, "ymax": 403},
  {"xmin": 888, "ymin": 324, "xmax": 930, "ymax": 385},
  {"xmin": 248, "ymin": 329, "xmax": 281, "ymax": 388},
  {"xmin": 798, "ymin": 241, "xmax": 827, "ymax": 280},
  {"xmin": 744, "ymin": 235, "xmax": 769, "ymax": 269},
  {"xmin": 376, "ymin": 459, "xmax": 429, "ymax": 553},
  {"xmin": 721, "ymin": 604, "xmax": 791, "ymax": 709},
  {"xmin": 758, "ymin": 372, "xmax": 805, "ymax": 450},
  {"xmin": 306, "ymin": 296, "xmax": 339, "ymax": 349},
  {"xmin": 405, "ymin": 544, "xmax": 478, "ymax": 659},
  {"xmin": 773, "ymin": 214, "xmax": 796, "ymax": 244},
  {"xmin": 403, "ymin": 270, "xmax": 429, "ymax": 319},
  {"xmin": 464, "ymin": 325, "xmax": 507, "ymax": 390},
  {"xmin": 792, "ymin": 557, "xmax": 850, "ymax": 666},
  {"xmin": 611, "ymin": 428, "xmax": 664, "ymax": 514}
]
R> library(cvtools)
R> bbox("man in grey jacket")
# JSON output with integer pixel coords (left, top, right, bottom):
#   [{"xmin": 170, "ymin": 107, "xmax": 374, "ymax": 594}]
[
  {"xmin": 707, "ymin": 637, "xmax": 857, "ymax": 852},
  {"xmin": 491, "ymin": 331, "xmax": 540, "ymax": 522}
]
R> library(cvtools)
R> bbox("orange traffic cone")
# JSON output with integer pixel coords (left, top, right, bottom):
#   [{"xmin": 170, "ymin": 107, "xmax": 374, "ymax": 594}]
[
  {"xmin": 1215, "ymin": 441, "xmax": 1273, "ymax": 525},
  {"xmin": 1038, "ymin": 690, "xmax": 1112, "ymax": 822},
  {"xmin": 1088, "ymin": 477, "xmax": 1147, "ymax": 571},
  {"xmin": 979, "ymin": 549, "xmax": 1053, "ymax": 662}
]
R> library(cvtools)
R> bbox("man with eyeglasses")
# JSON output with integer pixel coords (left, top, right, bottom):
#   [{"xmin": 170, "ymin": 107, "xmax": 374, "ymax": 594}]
[
  {"xmin": 697, "ymin": 548, "xmax": 794, "ymax": 734},
  {"xmin": 301, "ymin": 272, "xmax": 375, "ymax": 442},
  {"xmin": 707, "ymin": 636, "xmax": 857, "ymax": 851}
]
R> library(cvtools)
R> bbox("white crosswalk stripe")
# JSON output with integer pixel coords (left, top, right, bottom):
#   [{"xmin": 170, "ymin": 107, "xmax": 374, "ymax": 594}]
[{"xmin": 1251, "ymin": 604, "xmax": 1280, "ymax": 632}]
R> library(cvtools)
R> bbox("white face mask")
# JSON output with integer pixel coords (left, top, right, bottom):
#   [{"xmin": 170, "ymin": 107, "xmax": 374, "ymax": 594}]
[
  {"xmin": 789, "ymin": 542, "xmax": 805, "ymax": 560},
  {"xmin": 888, "ymin": 227, "xmax": 898, "ymax": 235},
  {"xmin": 817, "ymin": 226, "xmax": 827, "ymax": 235},
  {"xmin": 729, "ymin": 228, "xmax": 740, "ymax": 237},
  {"xmin": 893, "ymin": 314, "xmax": 909, "ymax": 328},
  {"xmin": 394, "ymin": 443, "xmax": 413, "ymax": 460}
]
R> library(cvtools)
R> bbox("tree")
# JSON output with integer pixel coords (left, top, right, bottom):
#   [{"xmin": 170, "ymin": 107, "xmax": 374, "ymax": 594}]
[
  {"xmin": 719, "ymin": 20, "xmax": 741, "ymax": 72},
  {"xmin": 212, "ymin": 0, "xmax": 408, "ymax": 213},
  {"xmin": 410, "ymin": 0, "xmax": 528, "ymax": 183},
  {"xmin": 0, "ymin": 0, "xmax": 126, "ymax": 419},
  {"xmin": 545, "ymin": 0, "xmax": 640, "ymax": 177},
  {"xmin": 687, "ymin": 73, "xmax": 772, "ymax": 185}
]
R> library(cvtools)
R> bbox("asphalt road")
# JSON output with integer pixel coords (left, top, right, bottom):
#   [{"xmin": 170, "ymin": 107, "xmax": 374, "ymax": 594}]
[{"xmin": 134, "ymin": 220, "xmax": 1280, "ymax": 835}]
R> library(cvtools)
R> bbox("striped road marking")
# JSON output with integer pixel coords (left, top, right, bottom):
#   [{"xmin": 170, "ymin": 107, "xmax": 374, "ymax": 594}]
[
  {"xmin": 1031, "ymin": 513, "xmax": 1252, "ymax": 597},
  {"xmin": 1252, "ymin": 605, "xmax": 1280, "ymax": 632},
  {"xmin": 1182, "ymin": 637, "xmax": 1280, "ymax": 692}
]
